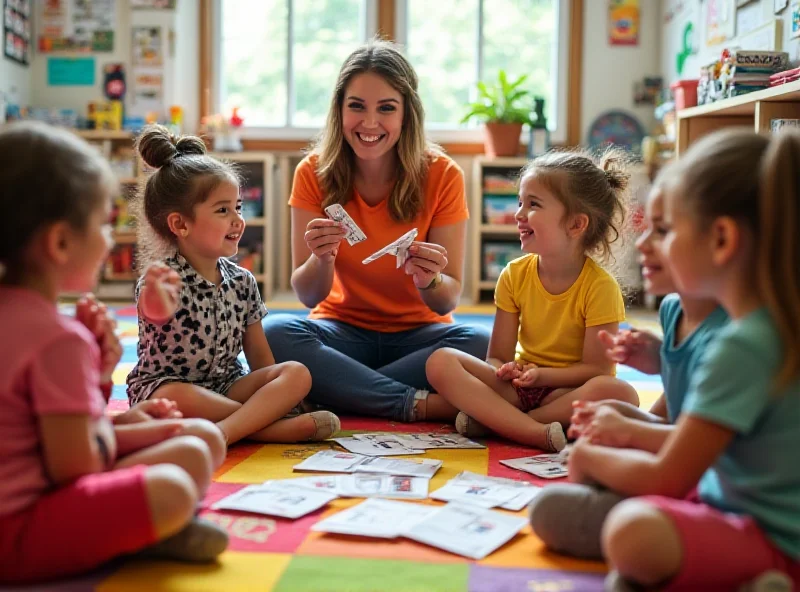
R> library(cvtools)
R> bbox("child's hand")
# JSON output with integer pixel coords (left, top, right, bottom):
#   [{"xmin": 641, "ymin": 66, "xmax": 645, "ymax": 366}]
[
  {"xmin": 567, "ymin": 438, "xmax": 594, "ymax": 485},
  {"xmin": 496, "ymin": 361, "xmax": 522, "ymax": 381},
  {"xmin": 140, "ymin": 263, "xmax": 182, "ymax": 323},
  {"xmin": 76, "ymin": 295, "xmax": 122, "ymax": 385},
  {"xmin": 580, "ymin": 406, "xmax": 632, "ymax": 448},
  {"xmin": 114, "ymin": 399, "xmax": 183, "ymax": 424},
  {"xmin": 114, "ymin": 420, "xmax": 185, "ymax": 456},
  {"xmin": 598, "ymin": 329, "xmax": 662, "ymax": 375},
  {"xmin": 568, "ymin": 400, "xmax": 599, "ymax": 439},
  {"xmin": 512, "ymin": 364, "xmax": 539, "ymax": 388}
]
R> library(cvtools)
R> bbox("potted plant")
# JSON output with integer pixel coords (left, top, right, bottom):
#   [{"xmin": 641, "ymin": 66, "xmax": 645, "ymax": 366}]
[{"xmin": 462, "ymin": 70, "xmax": 533, "ymax": 158}]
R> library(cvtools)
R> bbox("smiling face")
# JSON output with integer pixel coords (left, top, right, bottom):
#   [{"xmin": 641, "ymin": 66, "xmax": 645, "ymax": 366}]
[
  {"xmin": 515, "ymin": 173, "xmax": 572, "ymax": 256},
  {"xmin": 635, "ymin": 188, "xmax": 676, "ymax": 296},
  {"xmin": 183, "ymin": 180, "xmax": 245, "ymax": 260},
  {"xmin": 341, "ymin": 72, "xmax": 404, "ymax": 165}
]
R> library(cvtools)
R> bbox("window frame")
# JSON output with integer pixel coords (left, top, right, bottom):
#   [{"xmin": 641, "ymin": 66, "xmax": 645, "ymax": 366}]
[
  {"xmin": 212, "ymin": 0, "xmax": 379, "ymax": 137},
  {"xmin": 394, "ymin": 0, "xmax": 570, "ymax": 145}
]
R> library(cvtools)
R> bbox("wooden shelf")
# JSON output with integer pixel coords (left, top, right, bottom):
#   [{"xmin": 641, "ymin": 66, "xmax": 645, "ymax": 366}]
[
  {"xmin": 253, "ymin": 273, "xmax": 266, "ymax": 282},
  {"xmin": 245, "ymin": 217, "xmax": 266, "ymax": 227},
  {"xmin": 76, "ymin": 130, "xmax": 134, "ymax": 140},
  {"xmin": 678, "ymin": 79, "xmax": 800, "ymax": 120},
  {"xmin": 479, "ymin": 280, "xmax": 498, "ymax": 290},
  {"xmin": 480, "ymin": 224, "xmax": 518, "ymax": 235}
]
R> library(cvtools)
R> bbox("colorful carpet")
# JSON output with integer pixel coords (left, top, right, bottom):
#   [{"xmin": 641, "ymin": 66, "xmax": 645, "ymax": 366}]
[{"xmin": 12, "ymin": 305, "xmax": 663, "ymax": 592}]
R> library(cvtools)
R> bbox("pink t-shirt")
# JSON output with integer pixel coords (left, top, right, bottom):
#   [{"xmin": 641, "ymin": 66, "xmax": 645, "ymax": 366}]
[{"xmin": 0, "ymin": 287, "xmax": 105, "ymax": 517}]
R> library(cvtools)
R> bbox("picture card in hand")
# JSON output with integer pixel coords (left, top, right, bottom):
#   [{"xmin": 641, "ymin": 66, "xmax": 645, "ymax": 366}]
[
  {"xmin": 312, "ymin": 498, "xmax": 437, "ymax": 539},
  {"xmin": 387, "ymin": 432, "xmax": 486, "ymax": 450},
  {"xmin": 362, "ymin": 228, "xmax": 418, "ymax": 268},
  {"xmin": 404, "ymin": 503, "xmax": 528, "ymax": 560},
  {"xmin": 324, "ymin": 204, "xmax": 367, "ymax": 246},
  {"xmin": 353, "ymin": 457, "xmax": 443, "ymax": 479},
  {"xmin": 293, "ymin": 450, "xmax": 366, "ymax": 473},
  {"xmin": 500, "ymin": 454, "xmax": 569, "ymax": 479},
  {"xmin": 211, "ymin": 482, "xmax": 336, "ymax": 519},
  {"xmin": 430, "ymin": 480, "xmax": 522, "ymax": 508},
  {"xmin": 332, "ymin": 436, "xmax": 423, "ymax": 456},
  {"xmin": 336, "ymin": 473, "xmax": 429, "ymax": 499}
]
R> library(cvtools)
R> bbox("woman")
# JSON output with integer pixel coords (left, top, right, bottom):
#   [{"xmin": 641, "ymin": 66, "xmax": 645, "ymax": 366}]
[{"xmin": 264, "ymin": 39, "xmax": 490, "ymax": 422}]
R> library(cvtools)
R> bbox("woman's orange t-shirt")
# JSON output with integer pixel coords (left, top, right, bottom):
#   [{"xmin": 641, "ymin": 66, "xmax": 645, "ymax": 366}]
[{"xmin": 289, "ymin": 153, "xmax": 469, "ymax": 332}]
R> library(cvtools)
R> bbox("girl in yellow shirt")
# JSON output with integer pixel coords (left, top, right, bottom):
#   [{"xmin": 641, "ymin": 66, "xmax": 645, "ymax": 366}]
[{"xmin": 426, "ymin": 150, "xmax": 636, "ymax": 451}]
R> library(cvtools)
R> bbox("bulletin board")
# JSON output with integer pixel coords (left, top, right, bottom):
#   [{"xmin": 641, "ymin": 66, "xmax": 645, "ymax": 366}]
[
  {"xmin": 38, "ymin": 0, "xmax": 115, "ymax": 53},
  {"xmin": 3, "ymin": 0, "xmax": 31, "ymax": 66}
]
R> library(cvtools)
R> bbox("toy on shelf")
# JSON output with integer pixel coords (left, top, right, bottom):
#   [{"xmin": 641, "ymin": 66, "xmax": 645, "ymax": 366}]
[
  {"xmin": 697, "ymin": 49, "xmax": 790, "ymax": 105},
  {"xmin": 203, "ymin": 108, "xmax": 244, "ymax": 152},
  {"xmin": 88, "ymin": 101, "xmax": 123, "ymax": 131}
]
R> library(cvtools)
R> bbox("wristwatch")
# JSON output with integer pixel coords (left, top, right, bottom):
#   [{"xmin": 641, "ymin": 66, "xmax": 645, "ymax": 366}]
[{"xmin": 420, "ymin": 273, "xmax": 443, "ymax": 291}]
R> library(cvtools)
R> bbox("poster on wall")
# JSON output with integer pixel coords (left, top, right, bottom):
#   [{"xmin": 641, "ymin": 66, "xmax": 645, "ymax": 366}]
[
  {"xmin": 608, "ymin": 0, "xmax": 640, "ymax": 46},
  {"xmin": 132, "ymin": 26, "xmax": 163, "ymax": 66},
  {"xmin": 792, "ymin": 2, "xmax": 800, "ymax": 38},
  {"xmin": 706, "ymin": 0, "xmax": 737, "ymax": 46},
  {"xmin": 134, "ymin": 72, "xmax": 163, "ymax": 102},
  {"xmin": 38, "ymin": 0, "xmax": 115, "ymax": 53},
  {"xmin": 131, "ymin": 0, "xmax": 176, "ymax": 9},
  {"xmin": 3, "ymin": 0, "xmax": 31, "ymax": 66}
]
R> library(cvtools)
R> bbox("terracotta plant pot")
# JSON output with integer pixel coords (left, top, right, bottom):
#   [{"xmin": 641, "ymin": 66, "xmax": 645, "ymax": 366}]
[{"xmin": 483, "ymin": 122, "xmax": 523, "ymax": 158}]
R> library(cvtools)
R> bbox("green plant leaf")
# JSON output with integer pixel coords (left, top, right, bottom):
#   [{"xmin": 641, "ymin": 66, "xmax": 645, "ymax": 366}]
[{"xmin": 462, "ymin": 70, "xmax": 536, "ymax": 125}]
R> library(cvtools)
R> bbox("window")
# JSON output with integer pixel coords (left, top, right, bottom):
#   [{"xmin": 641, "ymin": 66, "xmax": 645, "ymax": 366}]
[
  {"xmin": 217, "ymin": 0, "xmax": 376, "ymax": 130},
  {"xmin": 396, "ymin": 0, "xmax": 568, "ymax": 142}
]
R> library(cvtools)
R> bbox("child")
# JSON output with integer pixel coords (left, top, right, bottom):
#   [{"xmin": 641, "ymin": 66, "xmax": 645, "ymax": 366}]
[
  {"xmin": 426, "ymin": 149, "xmax": 636, "ymax": 451},
  {"xmin": 568, "ymin": 129, "xmax": 800, "ymax": 590},
  {"xmin": 0, "ymin": 122, "xmax": 227, "ymax": 584},
  {"xmin": 528, "ymin": 178, "xmax": 728, "ymax": 560},
  {"xmin": 127, "ymin": 125, "xmax": 340, "ymax": 445}
]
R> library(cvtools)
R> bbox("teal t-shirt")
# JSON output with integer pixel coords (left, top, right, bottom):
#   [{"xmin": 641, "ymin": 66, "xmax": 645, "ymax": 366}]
[
  {"xmin": 659, "ymin": 294, "xmax": 729, "ymax": 422},
  {"xmin": 684, "ymin": 308, "xmax": 800, "ymax": 559}
]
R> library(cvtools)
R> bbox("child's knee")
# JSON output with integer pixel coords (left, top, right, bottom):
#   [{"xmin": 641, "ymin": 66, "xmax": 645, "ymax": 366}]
[
  {"xmin": 582, "ymin": 376, "xmax": 639, "ymax": 406},
  {"xmin": 426, "ymin": 347, "xmax": 459, "ymax": 382},
  {"xmin": 602, "ymin": 499, "xmax": 667, "ymax": 566},
  {"xmin": 143, "ymin": 464, "xmax": 199, "ymax": 539},
  {"xmin": 280, "ymin": 361, "xmax": 312, "ymax": 393},
  {"xmin": 180, "ymin": 419, "xmax": 227, "ymax": 468},
  {"xmin": 169, "ymin": 435, "xmax": 214, "ymax": 490}
]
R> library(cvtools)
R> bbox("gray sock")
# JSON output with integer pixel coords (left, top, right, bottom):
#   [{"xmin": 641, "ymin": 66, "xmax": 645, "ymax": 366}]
[
  {"xmin": 529, "ymin": 483, "xmax": 625, "ymax": 560},
  {"xmin": 136, "ymin": 516, "xmax": 229, "ymax": 563}
]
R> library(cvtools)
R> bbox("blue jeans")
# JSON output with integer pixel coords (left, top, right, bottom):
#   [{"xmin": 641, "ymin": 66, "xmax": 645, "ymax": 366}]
[{"xmin": 263, "ymin": 315, "xmax": 490, "ymax": 421}]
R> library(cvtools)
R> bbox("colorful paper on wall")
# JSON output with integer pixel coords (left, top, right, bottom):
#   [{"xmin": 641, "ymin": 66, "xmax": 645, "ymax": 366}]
[
  {"xmin": 706, "ymin": 0, "xmax": 737, "ymax": 46},
  {"xmin": 38, "ymin": 0, "xmax": 115, "ymax": 53},
  {"xmin": 47, "ymin": 56, "xmax": 96, "ymax": 86},
  {"xmin": 608, "ymin": 0, "xmax": 640, "ymax": 46}
]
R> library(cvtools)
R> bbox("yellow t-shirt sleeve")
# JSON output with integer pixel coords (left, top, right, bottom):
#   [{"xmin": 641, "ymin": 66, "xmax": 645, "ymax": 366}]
[
  {"xmin": 585, "ymin": 274, "xmax": 626, "ymax": 327},
  {"xmin": 494, "ymin": 264, "xmax": 519, "ymax": 313},
  {"xmin": 288, "ymin": 157, "xmax": 323, "ymax": 213},
  {"xmin": 430, "ymin": 158, "xmax": 469, "ymax": 228}
]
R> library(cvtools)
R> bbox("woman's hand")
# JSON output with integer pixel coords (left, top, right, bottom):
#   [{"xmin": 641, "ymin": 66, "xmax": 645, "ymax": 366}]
[
  {"xmin": 304, "ymin": 218, "xmax": 346, "ymax": 263},
  {"xmin": 405, "ymin": 242, "xmax": 449, "ymax": 289}
]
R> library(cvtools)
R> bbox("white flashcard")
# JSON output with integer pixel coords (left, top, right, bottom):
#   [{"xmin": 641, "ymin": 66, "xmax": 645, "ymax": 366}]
[
  {"xmin": 429, "ymin": 480, "xmax": 522, "ymax": 509},
  {"xmin": 450, "ymin": 472, "xmax": 542, "ymax": 511},
  {"xmin": 211, "ymin": 482, "xmax": 336, "ymax": 519},
  {"xmin": 382, "ymin": 432, "xmax": 486, "ymax": 450},
  {"xmin": 362, "ymin": 228, "xmax": 418, "ymax": 268},
  {"xmin": 499, "ymin": 454, "xmax": 569, "ymax": 479},
  {"xmin": 336, "ymin": 473, "xmax": 429, "ymax": 500},
  {"xmin": 404, "ymin": 503, "xmax": 528, "ymax": 560},
  {"xmin": 282, "ymin": 475, "xmax": 340, "ymax": 492},
  {"xmin": 324, "ymin": 204, "xmax": 367, "ymax": 246},
  {"xmin": 312, "ymin": 498, "xmax": 437, "ymax": 539},
  {"xmin": 352, "ymin": 457, "xmax": 443, "ymax": 479},
  {"xmin": 332, "ymin": 436, "xmax": 423, "ymax": 457},
  {"xmin": 292, "ymin": 450, "xmax": 366, "ymax": 473}
]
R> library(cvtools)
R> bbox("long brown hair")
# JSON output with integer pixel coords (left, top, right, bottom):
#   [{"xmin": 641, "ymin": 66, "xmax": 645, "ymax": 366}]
[
  {"xmin": 133, "ymin": 125, "xmax": 240, "ymax": 269},
  {"xmin": 313, "ymin": 38, "xmax": 443, "ymax": 223},
  {"xmin": 670, "ymin": 128, "xmax": 800, "ymax": 387}
]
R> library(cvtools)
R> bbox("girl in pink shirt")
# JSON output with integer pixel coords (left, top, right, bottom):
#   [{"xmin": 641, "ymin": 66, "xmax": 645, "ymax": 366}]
[{"xmin": 0, "ymin": 122, "xmax": 227, "ymax": 584}]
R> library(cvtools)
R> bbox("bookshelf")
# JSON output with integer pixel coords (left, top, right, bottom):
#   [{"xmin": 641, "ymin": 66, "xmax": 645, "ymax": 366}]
[{"xmin": 469, "ymin": 156, "xmax": 527, "ymax": 303}]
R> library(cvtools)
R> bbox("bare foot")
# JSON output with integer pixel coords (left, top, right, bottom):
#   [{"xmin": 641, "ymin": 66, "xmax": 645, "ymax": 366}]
[{"xmin": 241, "ymin": 412, "xmax": 340, "ymax": 443}]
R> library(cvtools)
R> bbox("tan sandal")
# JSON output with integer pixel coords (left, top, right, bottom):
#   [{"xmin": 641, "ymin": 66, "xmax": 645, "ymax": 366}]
[
  {"xmin": 305, "ymin": 411, "xmax": 341, "ymax": 441},
  {"xmin": 455, "ymin": 412, "xmax": 489, "ymax": 438}
]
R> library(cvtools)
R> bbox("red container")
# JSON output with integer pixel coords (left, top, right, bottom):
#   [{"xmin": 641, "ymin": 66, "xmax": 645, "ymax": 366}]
[{"xmin": 670, "ymin": 79, "xmax": 699, "ymax": 110}]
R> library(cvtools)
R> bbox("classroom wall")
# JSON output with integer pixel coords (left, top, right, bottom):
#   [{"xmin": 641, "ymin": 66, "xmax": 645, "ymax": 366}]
[
  {"xmin": 581, "ymin": 0, "xmax": 661, "ymax": 141},
  {"xmin": 0, "ymin": 58, "xmax": 31, "ymax": 106},
  {"xmin": 660, "ymin": 0, "xmax": 800, "ymax": 87}
]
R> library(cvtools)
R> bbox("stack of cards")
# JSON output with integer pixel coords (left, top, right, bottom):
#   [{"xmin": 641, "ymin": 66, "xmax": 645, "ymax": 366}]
[
  {"xmin": 286, "ymin": 474, "xmax": 429, "ymax": 499},
  {"xmin": 324, "ymin": 204, "xmax": 366, "ymax": 246},
  {"xmin": 431, "ymin": 472, "xmax": 542, "ymax": 511},
  {"xmin": 293, "ymin": 450, "xmax": 443, "ymax": 479},
  {"xmin": 314, "ymin": 499, "xmax": 527, "ymax": 560},
  {"xmin": 332, "ymin": 432, "xmax": 484, "ymax": 456},
  {"xmin": 499, "ymin": 454, "xmax": 569, "ymax": 479}
]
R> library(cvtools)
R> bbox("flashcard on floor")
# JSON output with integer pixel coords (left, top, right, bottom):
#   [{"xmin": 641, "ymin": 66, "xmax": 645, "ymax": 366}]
[
  {"xmin": 500, "ymin": 454, "xmax": 569, "ymax": 479},
  {"xmin": 362, "ymin": 228, "xmax": 418, "ymax": 268},
  {"xmin": 211, "ymin": 482, "xmax": 336, "ymax": 519},
  {"xmin": 451, "ymin": 472, "xmax": 542, "ymax": 511},
  {"xmin": 386, "ymin": 432, "xmax": 486, "ymax": 450},
  {"xmin": 292, "ymin": 450, "xmax": 366, "ymax": 473},
  {"xmin": 324, "ymin": 204, "xmax": 367, "ymax": 246},
  {"xmin": 281, "ymin": 476, "xmax": 340, "ymax": 492},
  {"xmin": 336, "ymin": 473, "xmax": 429, "ymax": 499},
  {"xmin": 312, "ymin": 498, "xmax": 437, "ymax": 539},
  {"xmin": 332, "ymin": 436, "xmax": 423, "ymax": 456},
  {"xmin": 352, "ymin": 456, "xmax": 443, "ymax": 479},
  {"xmin": 430, "ymin": 480, "xmax": 522, "ymax": 508},
  {"xmin": 403, "ymin": 503, "xmax": 528, "ymax": 560}
]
